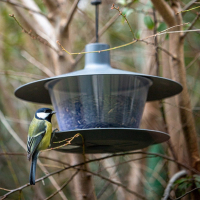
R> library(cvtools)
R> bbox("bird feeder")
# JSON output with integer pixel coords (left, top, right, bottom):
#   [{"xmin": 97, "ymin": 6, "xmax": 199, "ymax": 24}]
[
  {"xmin": 15, "ymin": 43, "xmax": 182, "ymax": 153},
  {"xmin": 14, "ymin": 1, "xmax": 182, "ymax": 154}
]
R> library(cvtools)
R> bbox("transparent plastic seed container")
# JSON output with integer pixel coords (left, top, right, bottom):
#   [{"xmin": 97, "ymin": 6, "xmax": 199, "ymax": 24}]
[{"xmin": 46, "ymin": 74, "xmax": 152, "ymax": 131}]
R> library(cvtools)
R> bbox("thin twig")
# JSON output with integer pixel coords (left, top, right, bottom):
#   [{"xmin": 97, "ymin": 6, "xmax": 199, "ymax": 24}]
[
  {"xmin": 177, "ymin": 5, "xmax": 200, "ymax": 14},
  {"xmin": 132, "ymin": 8, "xmax": 153, "ymax": 15},
  {"xmin": 0, "ymin": 152, "xmax": 71, "ymax": 167},
  {"xmin": 0, "ymin": 110, "xmax": 27, "ymax": 150},
  {"xmin": 77, "ymin": 167, "xmax": 147, "ymax": 200},
  {"xmin": 21, "ymin": 50, "xmax": 55, "ymax": 77},
  {"xmin": 42, "ymin": 133, "xmax": 83, "ymax": 152},
  {"xmin": 141, "ymin": 162, "xmax": 167, "ymax": 188},
  {"xmin": 73, "ymin": 12, "xmax": 119, "ymax": 68},
  {"xmin": 57, "ymin": 23, "xmax": 190, "ymax": 56},
  {"xmin": 97, "ymin": 182, "xmax": 110, "ymax": 199},
  {"xmin": 163, "ymin": 101, "xmax": 200, "ymax": 117},
  {"xmin": 0, "ymin": 70, "xmax": 46, "ymax": 79},
  {"xmin": 61, "ymin": 0, "xmax": 80, "ymax": 34},
  {"xmin": 167, "ymin": 141, "xmax": 180, "ymax": 170},
  {"xmin": 182, "ymin": 12, "xmax": 200, "ymax": 39},
  {"xmin": 9, "ymin": 14, "xmax": 61, "ymax": 55},
  {"xmin": 0, "ymin": 152, "xmax": 27, "ymax": 157},
  {"xmin": 5, "ymin": 117, "xmax": 30, "ymax": 125},
  {"xmin": 153, "ymin": 8, "xmax": 160, "ymax": 75},
  {"xmin": 0, "ymin": 143, "xmax": 20, "ymax": 188},
  {"xmin": 1, "ymin": 150, "xmax": 199, "ymax": 175},
  {"xmin": 1, "ymin": 150, "xmax": 199, "ymax": 199},
  {"xmin": 44, "ymin": 151, "xmax": 200, "ymax": 175},
  {"xmin": 40, "ymin": 164, "xmax": 65, "ymax": 169},
  {"xmin": 77, "ymin": 7, "xmax": 95, "ymax": 24},
  {"xmin": 140, "ymin": 40, "xmax": 178, "ymax": 60},
  {"xmin": 1, "ymin": 160, "xmax": 146, "ymax": 200},
  {"xmin": 111, "ymin": 4, "xmax": 136, "ymax": 39},
  {"xmin": 44, "ymin": 170, "xmax": 79, "ymax": 200},
  {"xmin": 97, "ymin": 156, "xmax": 153, "ymax": 173},
  {"xmin": 10, "ymin": 7, "xmax": 189, "ymax": 62},
  {"xmin": 183, "ymin": 0, "xmax": 199, "ymax": 11},
  {"xmin": 186, "ymin": 52, "xmax": 200, "ymax": 69},
  {"xmin": 158, "ymin": 22, "xmax": 190, "ymax": 33},
  {"xmin": 0, "ymin": 151, "xmax": 184, "ymax": 188},
  {"xmin": 156, "ymin": 29, "xmax": 200, "ymax": 35},
  {"xmin": 57, "ymin": 39, "xmax": 138, "ymax": 55},
  {"xmin": 174, "ymin": 187, "xmax": 200, "ymax": 200},
  {"xmin": 0, "ymin": 0, "xmax": 47, "ymax": 17},
  {"xmin": 0, "ymin": 188, "xmax": 11, "ymax": 192}
]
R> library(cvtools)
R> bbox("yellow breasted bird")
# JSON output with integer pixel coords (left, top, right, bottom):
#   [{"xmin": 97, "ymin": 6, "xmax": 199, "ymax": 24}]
[{"xmin": 27, "ymin": 108, "xmax": 56, "ymax": 185}]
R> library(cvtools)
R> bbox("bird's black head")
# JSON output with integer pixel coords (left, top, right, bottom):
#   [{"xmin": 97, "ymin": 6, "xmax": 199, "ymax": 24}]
[{"xmin": 35, "ymin": 108, "xmax": 56, "ymax": 122}]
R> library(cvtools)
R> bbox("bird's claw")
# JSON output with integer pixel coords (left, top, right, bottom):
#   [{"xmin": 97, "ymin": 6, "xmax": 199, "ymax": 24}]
[
  {"xmin": 52, "ymin": 128, "xmax": 59, "ymax": 134},
  {"xmin": 49, "ymin": 128, "xmax": 59, "ymax": 147}
]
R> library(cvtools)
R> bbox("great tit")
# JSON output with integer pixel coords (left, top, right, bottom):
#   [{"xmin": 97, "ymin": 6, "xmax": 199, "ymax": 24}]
[{"xmin": 27, "ymin": 108, "xmax": 56, "ymax": 185}]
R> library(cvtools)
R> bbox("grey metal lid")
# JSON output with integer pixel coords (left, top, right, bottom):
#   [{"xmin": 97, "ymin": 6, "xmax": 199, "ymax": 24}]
[{"xmin": 14, "ymin": 43, "xmax": 182, "ymax": 104}]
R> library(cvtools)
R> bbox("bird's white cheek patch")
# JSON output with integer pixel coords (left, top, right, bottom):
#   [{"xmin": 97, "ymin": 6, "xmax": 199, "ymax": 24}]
[{"xmin": 37, "ymin": 112, "xmax": 49, "ymax": 119}]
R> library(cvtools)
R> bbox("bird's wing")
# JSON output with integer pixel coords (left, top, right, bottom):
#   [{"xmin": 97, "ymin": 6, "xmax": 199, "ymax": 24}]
[
  {"xmin": 27, "ymin": 119, "xmax": 47, "ymax": 160},
  {"xmin": 27, "ymin": 131, "xmax": 45, "ymax": 160}
]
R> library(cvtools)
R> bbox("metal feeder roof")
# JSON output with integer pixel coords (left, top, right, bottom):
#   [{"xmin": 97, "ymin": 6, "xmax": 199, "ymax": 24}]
[
  {"xmin": 15, "ymin": 43, "xmax": 182, "ymax": 104},
  {"xmin": 15, "ymin": 43, "xmax": 182, "ymax": 154}
]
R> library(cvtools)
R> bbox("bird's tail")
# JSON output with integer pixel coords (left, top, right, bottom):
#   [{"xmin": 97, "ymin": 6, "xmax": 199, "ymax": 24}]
[{"xmin": 29, "ymin": 151, "xmax": 39, "ymax": 185}]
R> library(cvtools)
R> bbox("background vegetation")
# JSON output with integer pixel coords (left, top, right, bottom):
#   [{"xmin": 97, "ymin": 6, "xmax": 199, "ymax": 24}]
[{"xmin": 1, "ymin": 0, "xmax": 200, "ymax": 199}]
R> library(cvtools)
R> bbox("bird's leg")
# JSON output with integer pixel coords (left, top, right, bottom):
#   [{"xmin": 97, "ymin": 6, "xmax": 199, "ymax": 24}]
[{"xmin": 49, "ymin": 128, "xmax": 59, "ymax": 147}]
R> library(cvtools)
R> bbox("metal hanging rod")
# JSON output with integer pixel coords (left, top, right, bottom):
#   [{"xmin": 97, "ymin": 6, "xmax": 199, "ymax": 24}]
[{"xmin": 91, "ymin": 0, "xmax": 102, "ymax": 43}]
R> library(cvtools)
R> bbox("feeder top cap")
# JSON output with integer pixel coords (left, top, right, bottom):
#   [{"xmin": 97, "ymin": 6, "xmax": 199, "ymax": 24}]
[{"xmin": 14, "ymin": 43, "xmax": 182, "ymax": 104}]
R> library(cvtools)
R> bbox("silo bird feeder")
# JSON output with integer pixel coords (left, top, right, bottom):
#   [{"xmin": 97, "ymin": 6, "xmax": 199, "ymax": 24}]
[{"xmin": 15, "ymin": 1, "xmax": 182, "ymax": 154}]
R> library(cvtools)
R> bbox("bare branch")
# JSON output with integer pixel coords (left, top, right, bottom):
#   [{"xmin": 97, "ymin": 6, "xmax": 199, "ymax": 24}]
[
  {"xmin": 0, "ymin": 187, "xmax": 11, "ymax": 192},
  {"xmin": 182, "ymin": 0, "xmax": 200, "ymax": 14},
  {"xmin": 0, "ymin": 110, "xmax": 27, "ymax": 150},
  {"xmin": 111, "ymin": 4, "xmax": 136, "ymax": 39},
  {"xmin": 44, "ymin": 170, "xmax": 79, "ymax": 200},
  {"xmin": 78, "ymin": 167, "xmax": 147, "ymax": 200},
  {"xmin": 151, "ymin": 0, "xmax": 176, "ymax": 27},
  {"xmin": 182, "ymin": 12, "xmax": 200, "ymax": 39},
  {"xmin": 95, "ymin": 155, "xmax": 126, "ymax": 199},
  {"xmin": 73, "ymin": 13, "xmax": 119, "ymax": 68},
  {"xmin": 174, "ymin": 187, "xmax": 200, "ymax": 200},
  {"xmin": 3, "ymin": 151, "xmax": 197, "ymax": 174},
  {"xmin": 0, "ymin": 70, "xmax": 46, "ymax": 79},
  {"xmin": 162, "ymin": 170, "xmax": 188, "ymax": 200},
  {"xmin": 140, "ymin": 41, "xmax": 178, "ymax": 60},
  {"xmin": 0, "ymin": 152, "xmax": 27, "ymax": 157},
  {"xmin": 2, "ymin": 162, "xmax": 146, "ymax": 200},
  {"xmin": 0, "ymin": 0, "xmax": 47, "ymax": 17},
  {"xmin": 9, "ymin": 14, "xmax": 60, "ymax": 54},
  {"xmin": 61, "ymin": 0, "xmax": 80, "ymax": 35},
  {"xmin": 1, "ymin": 149, "xmax": 200, "ymax": 199},
  {"xmin": 21, "ymin": 50, "xmax": 55, "ymax": 77},
  {"xmin": 15, "ymin": 0, "xmax": 58, "ymax": 51},
  {"xmin": 153, "ymin": 8, "xmax": 160, "ymax": 75},
  {"xmin": 186, "ymin": 52, "xmax": 200, "ymax": 69}
]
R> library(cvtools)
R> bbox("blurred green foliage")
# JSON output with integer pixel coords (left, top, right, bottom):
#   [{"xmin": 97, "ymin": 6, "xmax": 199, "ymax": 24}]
[{"xmin": 0, "ymin": 0, "xmax": 200, "ymax": 199}]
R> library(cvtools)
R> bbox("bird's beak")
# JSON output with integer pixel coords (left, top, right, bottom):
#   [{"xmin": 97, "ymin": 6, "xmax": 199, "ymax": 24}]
[{"xmin": 51, "ymin": 111, "xmax": 56, "ymax": 115}]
